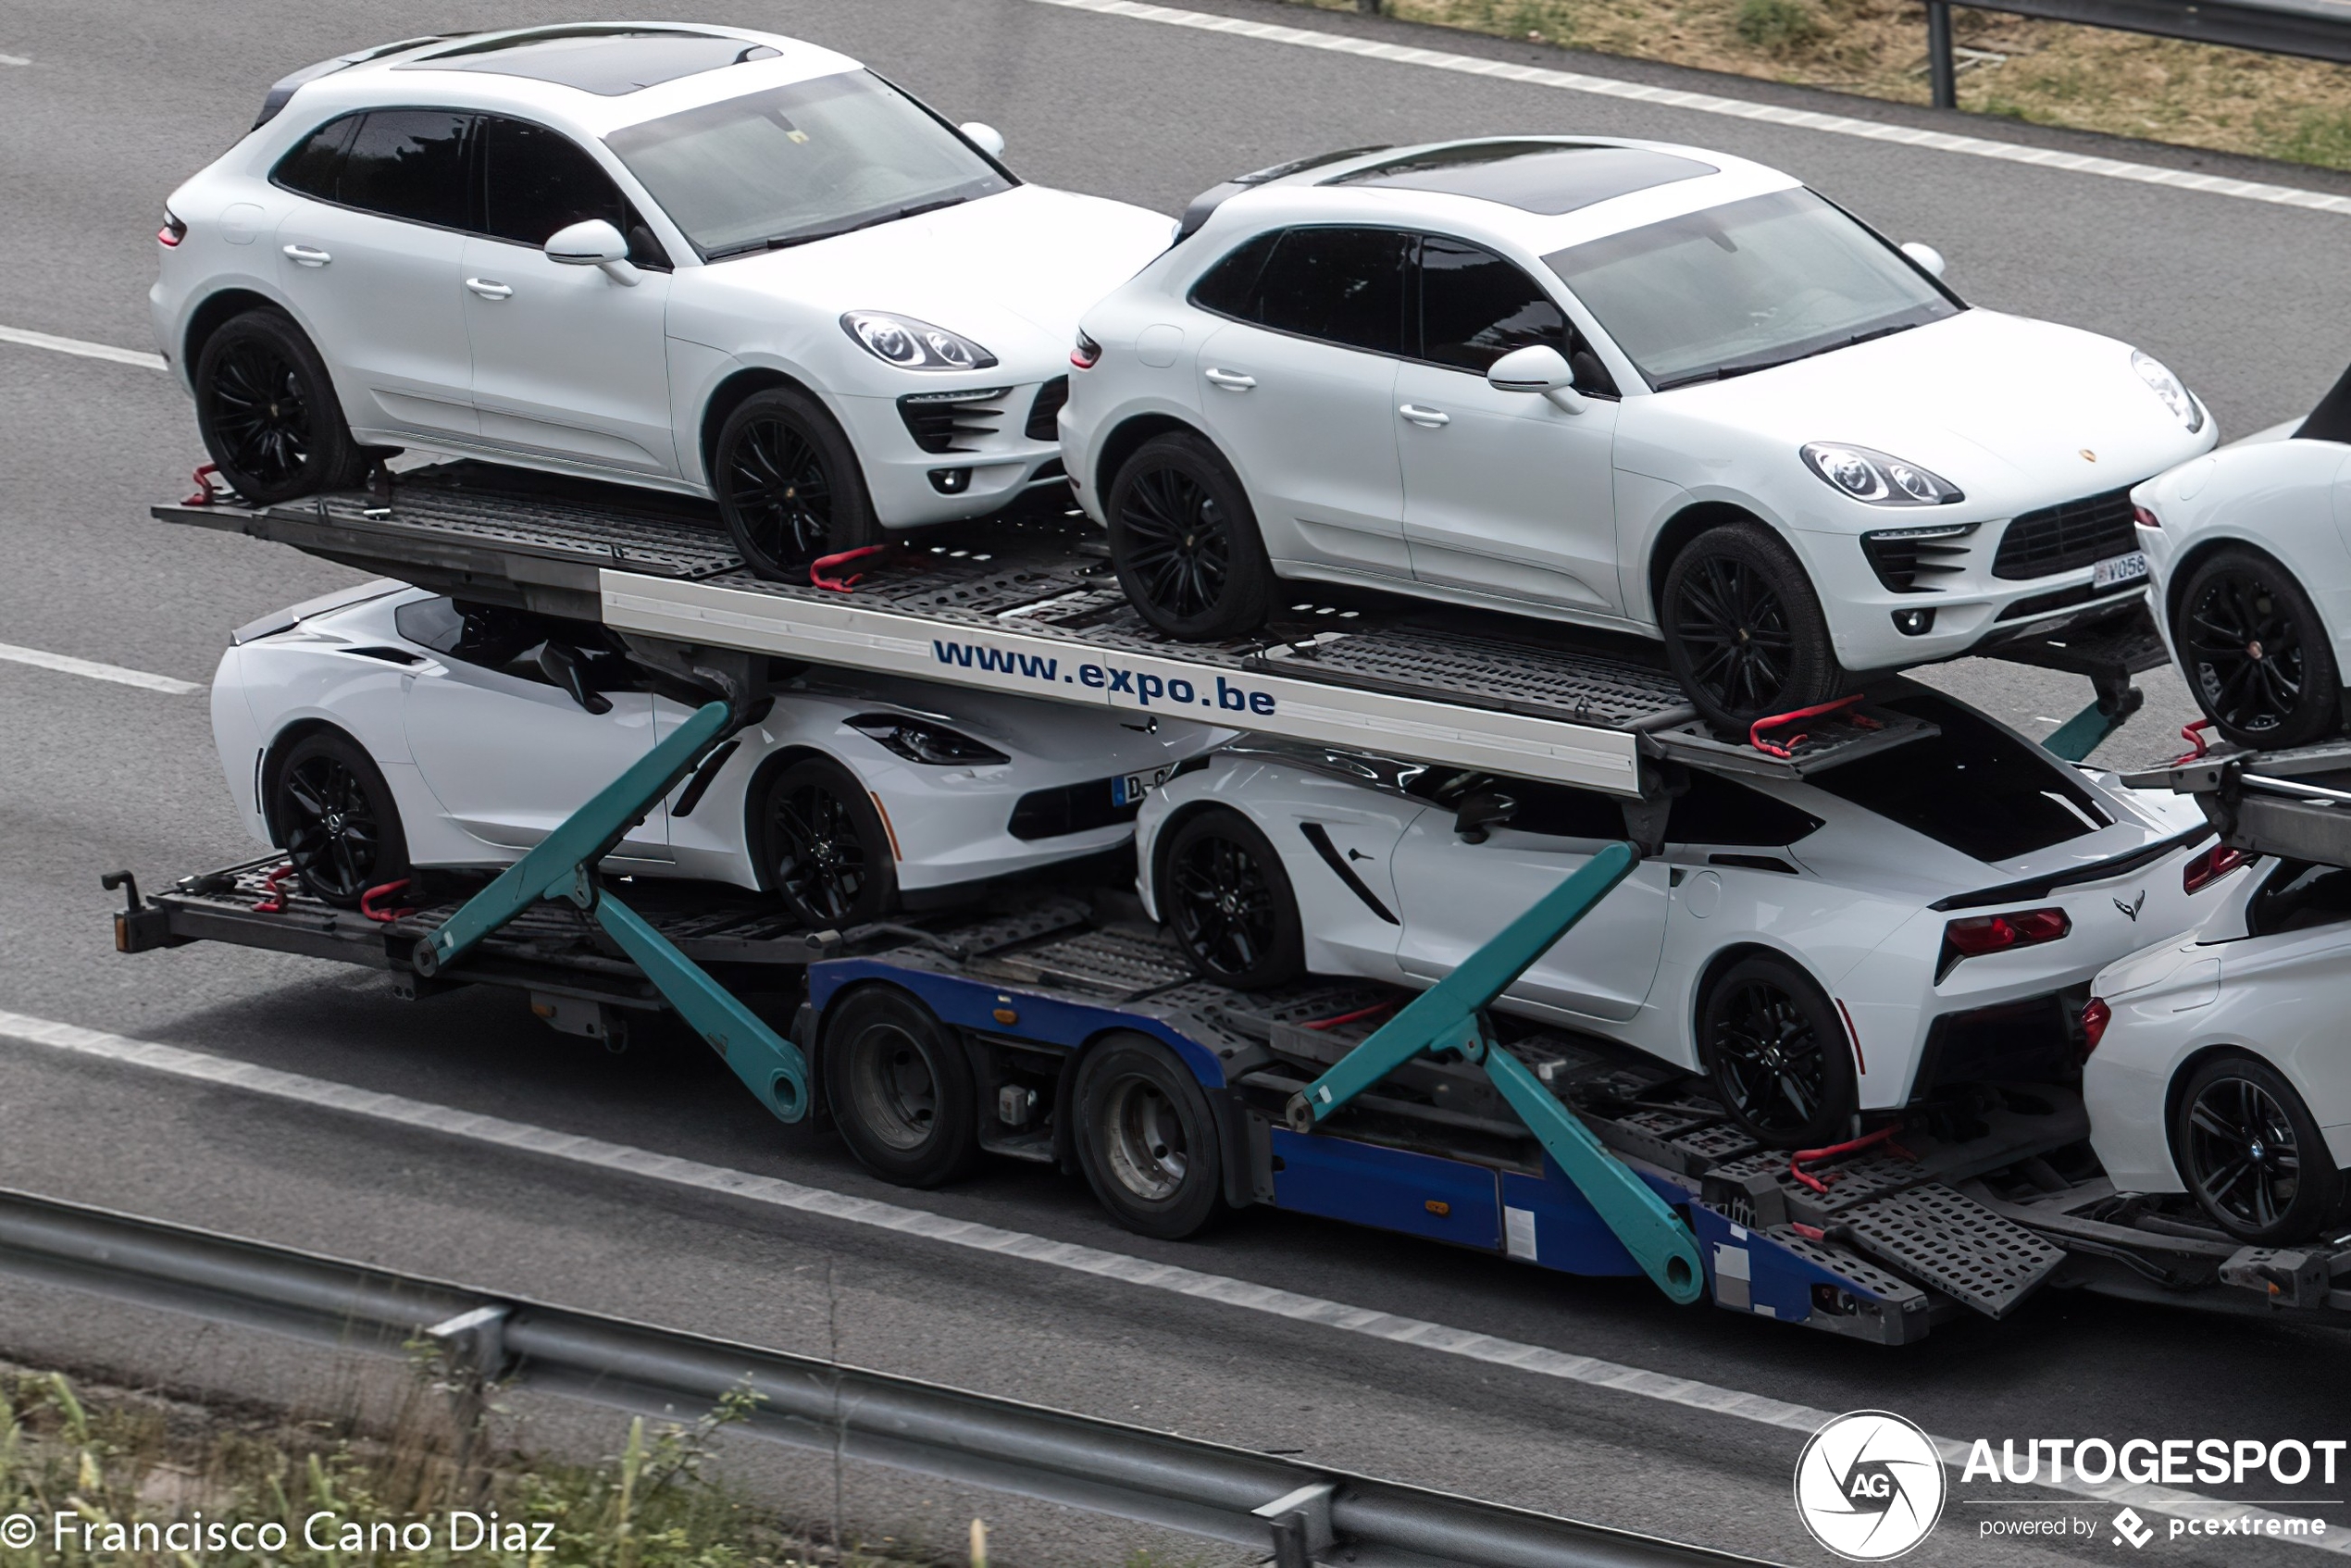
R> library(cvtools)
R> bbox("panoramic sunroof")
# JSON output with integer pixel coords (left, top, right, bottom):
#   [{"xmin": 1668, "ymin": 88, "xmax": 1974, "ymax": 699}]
[
  {"xmin": 404, "ymin": 27, "xmax": 780, "ymax": 95},
  {"xmin": 1323, "ymin": 141, "xmax": 1717, "ymax": 216}
]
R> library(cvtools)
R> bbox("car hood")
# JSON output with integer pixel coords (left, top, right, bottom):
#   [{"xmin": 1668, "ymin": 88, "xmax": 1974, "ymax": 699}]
[
  {"xmin": 1630, "ymin": 310, "xmax": 2212, "ymax": 509},
  {"xmin": 690, "ymin": 185, "xmax": 1176, "ymax": 361}
]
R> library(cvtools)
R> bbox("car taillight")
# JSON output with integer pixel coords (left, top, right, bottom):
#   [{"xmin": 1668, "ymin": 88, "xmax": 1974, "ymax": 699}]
[
  {"xmin": 158, "ymin": 208, "xmax": 187, "ymax": 247},
  {"xmin": 2081, "ymin": 996, "xmax": 2111, "ymax": 1053},
  {"xmin": 2133, "ymin": 504, "xmax": 2160, "ymax": 530},
  {"xmin": 1070, "ymin": 329, "xmax": 1101, "ymax": 370},
  {"xmin": 2183, "ymin": 843, "xmax": 2245, "ymax": 894},
  {"xmin": 1939, "ymin": 906, "xmax": 2071, "ymax": 976}
]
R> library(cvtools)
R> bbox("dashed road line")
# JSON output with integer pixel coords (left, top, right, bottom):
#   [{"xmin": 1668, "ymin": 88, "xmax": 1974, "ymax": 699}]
[
  {"xmin": 1025, "ymin": 0, "xmax": 2351, "ymax": 218},
  {"xmin": 0, "ymin": 641, "xmax": 203, "ymax": 695},
  {"xmin": 0, "ymin": 1007, "xmax": 2340, "ymax": 1549},
  {"xmin": 0, "ymin": 324, "xmax": 167, "ymax": 370}
]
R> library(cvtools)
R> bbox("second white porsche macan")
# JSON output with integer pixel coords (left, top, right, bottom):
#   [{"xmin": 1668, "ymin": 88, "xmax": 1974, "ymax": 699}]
[
  {"xmin": 151, "ymin": 23, "xmax": 1174, "ymax": 579},
  {"xmin": 1062, "ymin": 137, "xmax": 2217, "ymax": 729},
  {"xmin": 211, "ymin": 583, "xmax": 1222, "ymax": 924}
]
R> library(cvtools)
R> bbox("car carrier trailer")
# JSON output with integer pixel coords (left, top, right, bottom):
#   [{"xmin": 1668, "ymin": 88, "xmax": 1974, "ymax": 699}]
[{"xmin": 104, "ymin": 464, "xmax": 2351, "ymax": 1340}]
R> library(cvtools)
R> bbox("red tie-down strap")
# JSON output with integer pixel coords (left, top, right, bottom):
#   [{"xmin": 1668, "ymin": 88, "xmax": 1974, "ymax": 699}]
[
  {"xmin": 2171, "ymin": 718, "xmax": 2216, "ymax": 764},
  {"xmin": 1786, "ymin": 1121, "xmax": 1915, "ymax": 1195},
  {"xmin": 809, "ymin": 544, "xmax": 896, "ymax": 593},
  {"xmin": 1749, "ymin": 693, "xmax": 1877, "ymax": 760},
  {"xmin": 360, "ymin": 879, "xmax": 417, "ymax": 923},
  {"xmin": 250, "ymin": 865, "xmax": 297, "ymax": 913},
  {"xmin": 184, "ymin": 463, "xmax": 229, "ymax": 506}
]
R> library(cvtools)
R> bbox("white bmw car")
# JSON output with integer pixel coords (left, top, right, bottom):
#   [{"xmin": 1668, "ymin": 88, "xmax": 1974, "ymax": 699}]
[
  {"xmin": 2085, "ymin": 853, "xmax": 2351, "ymax": 1243},
  {"xmin": 211, "ymin": 582, "xmax": 1222, "ymax": 922},
  {"xmin": 151, "ymin": 22, "xmax": 1174, "ymax": 578},
  {"xmin": 1061, "ymin": 137, "xmax": 2217, "ymax": 729},
  {"xmin": 1134, "ymin": 687, "xmax": 2225, "ymax": 1146},
  {"xmin": 2132, "ymin": 367, "xmax": 2351, "ymax": 749}
]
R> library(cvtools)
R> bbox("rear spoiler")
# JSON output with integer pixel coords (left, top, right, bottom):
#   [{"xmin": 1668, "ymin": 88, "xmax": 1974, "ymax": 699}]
[
  {"xmin": 1173, "ymin": 144, "xmax": 1392, "ymax": 243},
  {"xmin": 1928, "ymin": 824, "xmax": 2214, "ymax": 912}
]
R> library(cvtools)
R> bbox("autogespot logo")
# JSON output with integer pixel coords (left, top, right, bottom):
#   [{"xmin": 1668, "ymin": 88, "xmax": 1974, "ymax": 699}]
[{"xmin": 1795, "ymin": 1410, "xmax": 1948, "ymax": 1561}]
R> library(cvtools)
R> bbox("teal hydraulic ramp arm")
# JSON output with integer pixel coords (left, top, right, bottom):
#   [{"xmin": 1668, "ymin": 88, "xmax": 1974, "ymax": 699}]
[
  {"xmin": 1284, "ymin": 842, "xmax": 1706, "ymax": 1304},
  {"xmin": 408, "ymin": 700, "xmax": 810, "ymax": 1123}
]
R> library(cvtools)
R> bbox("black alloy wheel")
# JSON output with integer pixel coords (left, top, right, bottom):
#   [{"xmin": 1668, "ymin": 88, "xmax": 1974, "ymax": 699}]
[
  {"xmin": 714, "ymin": 388, "xmax": 877, "ymax": 580},
  {"xmin": 1160, "ymin": 809, "xmax": 1302, "ymax": 990},
  {"xmin": 1107, "ymin": 433, "xmax": 1275, "ymax": 641},
  {"xmin": 271, "ymin": 730, "xmax": 409, "ymax": 909},
  {"xmin": 1698, "ymin": 955, "xmax": 1856, "ymax": 1149},
  {"xmin": 193, "ymin": 310, "xmax": 369, "ymax": 504},
  {"xmin": 2173, "ymin": 1054, "xmax": 2345, "ymax": 1243},
  {"xmin": 761, "ymin": 756, "xmax": 895, "ymax": 927},
  {"xmin": 2174, "ymin": 548, "xmax": 2341, "ymax": 748},
  {"xmin": 821, "ymin": 987, "xmax": 980, "ymax": 1188},
  {"xmin": 1073, "ymin": 1031, "xmax": 1225, "ymax": 1238},
  {"xmin": 1661, "ymin": 524, "xmax": 1847, "ymax": 733}
]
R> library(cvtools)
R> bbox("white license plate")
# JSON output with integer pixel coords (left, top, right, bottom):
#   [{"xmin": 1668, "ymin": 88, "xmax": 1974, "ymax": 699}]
[
  {"xmin": 2092, "ymin": 551, "xmax": 2150, "ymax": 591},
  {"xmin": 1113, "ymin": 765, "xmax": 1176, "ymax": 807}
]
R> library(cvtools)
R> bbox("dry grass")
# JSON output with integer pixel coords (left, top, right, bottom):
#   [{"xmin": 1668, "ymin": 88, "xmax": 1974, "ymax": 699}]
[{"xmin": 1294, "ymin": 0, "xmax": 2351, "ymax": 170}]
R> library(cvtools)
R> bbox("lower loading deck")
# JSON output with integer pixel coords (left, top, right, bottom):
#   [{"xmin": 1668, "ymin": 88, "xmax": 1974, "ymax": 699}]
[{"xmin": 803, "ymin": 912, "xmax": 2351, "ymax": 1342}]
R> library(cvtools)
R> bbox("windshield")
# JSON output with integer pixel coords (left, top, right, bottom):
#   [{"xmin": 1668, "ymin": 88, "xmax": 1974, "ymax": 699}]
[
  {"xmin": 604, "ymin": 70, "xmax": 1012, "ymax": 260},
  {"xmin": 1543, "ymin": 188, "xmax": 1957, "ymax": 390}
]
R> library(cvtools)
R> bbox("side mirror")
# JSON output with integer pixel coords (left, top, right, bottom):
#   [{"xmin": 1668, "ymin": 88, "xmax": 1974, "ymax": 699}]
[
  {"xmin": 536, "ymin": 642, "xmax": 613, "ymax": 715},
  {"xmin": 1899, "ymin": 241, "xmax": 1947, "ymax": 279},
  {"xmin": 546, "ymin": 218, "xmax": 640, "ymax": 287},
  {"xmin": 1486, "ymin": 343, "xmax": 1588, "ymax": 415},
  {"xmin": 960, "ymin": 121, "xmax": 1006, "ymax": 158},
  {"xmin": 1453, "ymin": 790, "xmax": 1519, "ymax": 845}
]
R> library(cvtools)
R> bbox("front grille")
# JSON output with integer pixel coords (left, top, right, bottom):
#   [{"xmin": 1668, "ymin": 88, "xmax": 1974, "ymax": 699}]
[
  {"xmin": 1008, "ymin": 776, "xmax": 1141, "ymax": 840},
  {"xmin": 1860, "ymin": 528, "xmax": 1972, "ymax": 592},
  {"xmin": 1026, "ymin": 376, "xmax": 1069, "ymax": 442},
  {"xmin": 1991, "ymin": 485, "xmax": 2139, "ymax": 580},
  {"xmin": 897, "ymin": 390, "xmax": 1008, "ymax": 454}
]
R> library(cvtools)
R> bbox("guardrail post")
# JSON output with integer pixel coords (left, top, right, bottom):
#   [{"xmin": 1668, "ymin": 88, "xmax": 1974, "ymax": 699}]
[{"xmin": 1925, "ymin": 0, "xmax": 1958, "ymax": 107}]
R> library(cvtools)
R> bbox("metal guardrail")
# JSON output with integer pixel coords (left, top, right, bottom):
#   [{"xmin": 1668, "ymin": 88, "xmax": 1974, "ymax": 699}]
[{"xmin": 0, "ymin": 1188, "xmax": 1770, "ymax": 1568}]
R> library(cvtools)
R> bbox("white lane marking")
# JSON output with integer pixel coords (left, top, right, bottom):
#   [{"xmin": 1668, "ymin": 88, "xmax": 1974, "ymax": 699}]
[
  {"xmin": 0, "ymin": 1009, "xmax": 2341, "ymax": 1549},
  {"xmin": 0, "ymin": 641, "xmax": 203, "ymax": 695},
  {"xmin": 1026, "ymin": 0, "xmax": 2351, "ymax": 218},
  {"xmin": 0, "ymin": 53, "xmax": 28, "ymax": 67},
  {"xmin": 0, "ymin": 325, "xmax": 168, "ymax": 370}
]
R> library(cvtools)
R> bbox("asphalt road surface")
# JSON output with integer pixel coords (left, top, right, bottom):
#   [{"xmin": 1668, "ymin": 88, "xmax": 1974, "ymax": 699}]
[{"xmin": 3, "ymin": 2, "xmax": 2348, "ymax": 1563}]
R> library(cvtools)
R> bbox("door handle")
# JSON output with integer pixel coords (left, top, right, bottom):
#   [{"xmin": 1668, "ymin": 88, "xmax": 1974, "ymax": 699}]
[
  {"xmin": 465, "ymin": 278, "xmax": 514, "ymax": 300},
  {"xmin": 281, "ymin": 244, "xmax": 330, "ymax": 267},
  {"xmin": 1399, "ymin": 404, "xmax": 1450, "ymax": 428},
  {"xmin": 1203, "ymin": 367, "xmax": 1256, "ymax": 392}
]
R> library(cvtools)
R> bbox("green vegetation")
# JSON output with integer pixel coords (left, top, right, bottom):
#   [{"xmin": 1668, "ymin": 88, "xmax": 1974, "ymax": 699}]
[{"xmin": 1735, "ymin": 0, "xmax": 1824, "ymax": 53}]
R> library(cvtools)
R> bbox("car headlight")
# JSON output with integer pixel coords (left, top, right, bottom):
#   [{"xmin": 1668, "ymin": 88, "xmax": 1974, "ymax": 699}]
[
  {"xmin": 840, "ymin": 312, "xmax": 998, "ymax": 372},
  {"xmin": 846, "ymin": 713, "xmax": 1012, "ymax": 765},
  {"xmin": 2132, "ymin": 350, "xmax": 2204, "ymax": 433},
  {"xmin": 1800, "ymin": 442, "xmax": 1964, "ymax": 506}
]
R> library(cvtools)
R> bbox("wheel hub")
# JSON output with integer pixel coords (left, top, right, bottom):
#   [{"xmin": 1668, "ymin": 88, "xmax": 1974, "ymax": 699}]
[{"xmin": 2247, "ymin": 640, "xmax": 2264, "ymax": 659}]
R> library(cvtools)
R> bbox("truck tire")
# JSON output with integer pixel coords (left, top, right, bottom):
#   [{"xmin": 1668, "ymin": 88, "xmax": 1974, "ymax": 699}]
[
  {"xmin": 1074, "ymin": 1031, "xmax": 1224, "ymax": 1239},
  {"xmin": 2173, "ymin": 547, "xmax": 2341, "ymax": 749},
  {"xmin": 195, "ymin": 309, "xmax": 371, "ymax": 504},
  {"xmin": 1698, "ymin": 953, "xmax": 1857, "ymax": 1149},
  {"xmin": 822, "ymin": 987, "xmax": 980, "ymax": 1188},
  {"xmin": 270, "ymin": 728, "xmax": 410, "ymax": 909},
  {"xmin": 2172, "ymin": 1052, "xmax": 2347, "ymax": 1244}
]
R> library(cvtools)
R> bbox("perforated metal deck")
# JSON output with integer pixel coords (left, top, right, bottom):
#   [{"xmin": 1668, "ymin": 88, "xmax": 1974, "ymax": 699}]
[{"xmin": 1839, "ymin": 1184, "xmax": 2069, "ymax": 1319}]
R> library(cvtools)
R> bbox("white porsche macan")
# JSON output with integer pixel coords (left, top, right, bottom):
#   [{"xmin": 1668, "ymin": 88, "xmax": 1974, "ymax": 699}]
[
  {"xmin": 1133, "ymin": 687, "xmax": 2227, "ymax": 1147},
  {"xmin": 211, "ymin": 582, "xmax": 1223, "ymax": 922},
  {"xmin": 1060, "ymin": 137, "xmax": 2218, "ymax": 729},
  {"xmin": 150, "ymin": 22, "xmax": 1175, "ymax": 579}
]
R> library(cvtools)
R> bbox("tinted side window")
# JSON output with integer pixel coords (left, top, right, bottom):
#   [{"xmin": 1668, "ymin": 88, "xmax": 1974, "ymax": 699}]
[
  {"xmin": 395, "ymin": 597, "xmax": 639, "ymax": 691},
  {"xmin": 2247, "ymin": 860, "xmax": 2351, "ymax": 938},
  {"xmin": 1808, "ymin": 693, "xmax": 2110, "ymax": 864},
  {"xmin": 1189, "ymin": 230, "xmax": 1278, "ymax": 318},
  {"xmin": 1252, "ymin": 228, "xmax": 1410, "ymax": 355},
  {"xmin": 479, "ymin": 117, "xmax": 626, "ymax": 245},
  {"xmin": 1667, "ymin": 771, "xmax": 1822, "ymax": 847},
  {"xmin": 1416, "ymin": 236, "xmax": 1569, "ymax": 371},
  {"xmin": 339, "ymin": 110, "xmax": 474, "ymax": 229},
  {"xmin": 1402, "ymin": 767, "xmax": 1623, "ymax": 839},
  {"xmin": 274, "ymin": 114, "xmax": 360, "ymax": 199}
]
